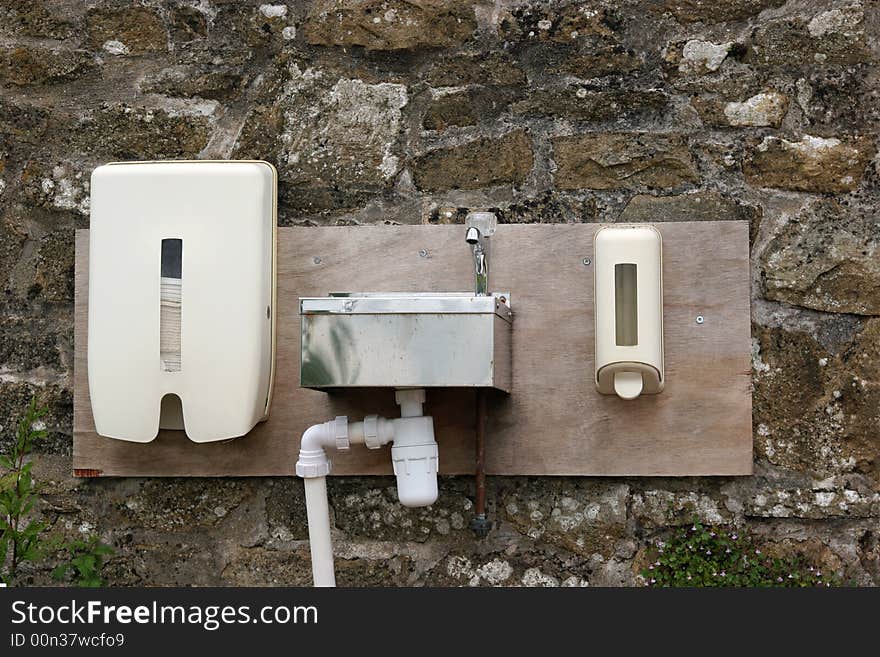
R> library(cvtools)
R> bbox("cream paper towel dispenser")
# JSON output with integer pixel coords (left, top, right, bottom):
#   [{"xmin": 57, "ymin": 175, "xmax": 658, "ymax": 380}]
[
  {"xmin": 594, "ymin": 225, "xmax": 664, "ymax": 400},
  {"xmin": 87, "ymin": 161, "xmax": 277, "ymax": 442}
]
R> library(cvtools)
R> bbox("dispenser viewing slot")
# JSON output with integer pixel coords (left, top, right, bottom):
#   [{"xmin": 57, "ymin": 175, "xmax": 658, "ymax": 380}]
[{"xmin": 594, "ymin": 225, "xmax": 664, "ymax": 401}]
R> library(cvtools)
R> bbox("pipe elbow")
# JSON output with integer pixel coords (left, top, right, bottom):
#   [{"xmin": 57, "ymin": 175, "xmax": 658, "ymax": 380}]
[
  {"xmin": 296, "ymin": 421, "xmax": 335, "ymax": 478},
  {"xmin": 300, "ymin": 422, "xmax": 331, "ymax": 453}
]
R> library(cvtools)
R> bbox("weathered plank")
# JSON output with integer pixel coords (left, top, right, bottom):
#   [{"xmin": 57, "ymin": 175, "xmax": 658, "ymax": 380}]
[{"xmin": 74, "ymin": 222, "xmax": 752, "ymax": 477}]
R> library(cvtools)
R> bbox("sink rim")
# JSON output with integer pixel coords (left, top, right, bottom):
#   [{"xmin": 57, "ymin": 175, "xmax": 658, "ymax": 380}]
[{"xmin": 299, "ymin": 291, "xmax": 512, "ymax": 320}]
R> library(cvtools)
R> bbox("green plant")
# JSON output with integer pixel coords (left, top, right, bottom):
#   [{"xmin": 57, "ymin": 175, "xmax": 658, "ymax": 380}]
[
  {"xmin": 1, "ymin": 398, "xmax": 113, "ymax": 586},
  {"xmin": 0, "ymin": 397, "xmax": 49, "ymax": 583},
  {"xmin": 642, "ymin": 521, "xmax": 836, "ymax": 587},
  {"xmin": 51, "ymin": 536, "xmax": 114, "ymax": 587}
]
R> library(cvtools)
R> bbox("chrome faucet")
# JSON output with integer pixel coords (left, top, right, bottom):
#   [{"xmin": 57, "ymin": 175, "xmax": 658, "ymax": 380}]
[{"xmin": 464, "ymin": 212, "xmax": 497, "ymax": 296}]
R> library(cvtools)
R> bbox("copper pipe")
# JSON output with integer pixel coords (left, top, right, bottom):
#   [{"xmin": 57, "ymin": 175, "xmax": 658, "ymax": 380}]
[{"xmin": 471, "ymin": 388, "xmax": 491, "ymax": 538}]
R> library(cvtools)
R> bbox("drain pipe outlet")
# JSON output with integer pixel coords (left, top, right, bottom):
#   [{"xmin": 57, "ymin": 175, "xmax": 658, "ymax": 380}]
[
  {"xmin": 296, "ymin": 418, "xmax": 349, "ymax": 588},
  {"xmin": 301, "ymin": 477, "xmax": 334, "ymax": 587}
]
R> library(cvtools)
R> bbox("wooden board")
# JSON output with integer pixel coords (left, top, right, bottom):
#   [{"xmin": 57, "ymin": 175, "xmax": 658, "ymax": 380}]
[{"xmin": 74, "ymin": 222, "xmax": 752, "ymax": 477}]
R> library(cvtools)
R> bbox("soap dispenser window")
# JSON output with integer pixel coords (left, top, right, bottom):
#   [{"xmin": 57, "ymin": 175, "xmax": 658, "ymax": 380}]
[{"xmin": 614, "ymin": 263, "xmax": 638, "ymax": 347}]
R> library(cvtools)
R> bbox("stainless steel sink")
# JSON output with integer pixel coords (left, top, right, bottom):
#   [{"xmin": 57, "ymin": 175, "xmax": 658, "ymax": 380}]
[{"xmin": 299, "ymin": 292, "xmax": 513, "ymax": 392}]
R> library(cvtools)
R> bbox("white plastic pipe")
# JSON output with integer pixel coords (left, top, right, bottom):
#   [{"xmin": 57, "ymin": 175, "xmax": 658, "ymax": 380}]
[
  {"xmin": 395, "ymin": 388, "xmax": 426, "ymax": 418},
  {"xmin": 303, "ymin": 477, "xmax": 335, "ymax": 587},
  {"xmin": 296, "ymin": 420, "xmax": 338, "ymax": 587}
]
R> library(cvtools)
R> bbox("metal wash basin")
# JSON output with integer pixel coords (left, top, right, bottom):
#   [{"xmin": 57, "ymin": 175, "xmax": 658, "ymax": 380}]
[{"xmin": 299, "ymin": 292, "xmax": 513, "ymax": 392}]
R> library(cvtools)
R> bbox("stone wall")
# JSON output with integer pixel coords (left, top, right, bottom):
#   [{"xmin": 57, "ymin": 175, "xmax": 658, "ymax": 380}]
[{"xmin": 1, "ymin": 0, "xmax": 878, "ymax": 586}]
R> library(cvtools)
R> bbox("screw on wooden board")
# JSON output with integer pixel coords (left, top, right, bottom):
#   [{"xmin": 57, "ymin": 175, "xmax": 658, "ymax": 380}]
[
  {"xmin": 583, "ymin": 257, "xmax": 591, "ymax": 266},
  {"xmin": 696, "ymin": 315, "xmax": 705, "ymax": 324},
  {"xmin": 313, "ymin": 256, "xmax": 321, "ymax": 264},
  {"xmin": 419, "ymin": 249, "xmax": 428, "ymax": 257}
]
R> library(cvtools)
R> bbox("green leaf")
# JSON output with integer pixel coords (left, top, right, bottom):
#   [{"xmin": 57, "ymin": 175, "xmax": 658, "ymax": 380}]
[
  {"xmin": 51, "ymin": 564, "xmax": 69, "ymax": 580},
  {"xmin": 72, "ymin": 554, "xmax": 97, "ymax": 572},
  {"xmin": 0, "ymin": 472, "xmax": 16, "ymax": 493}
]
